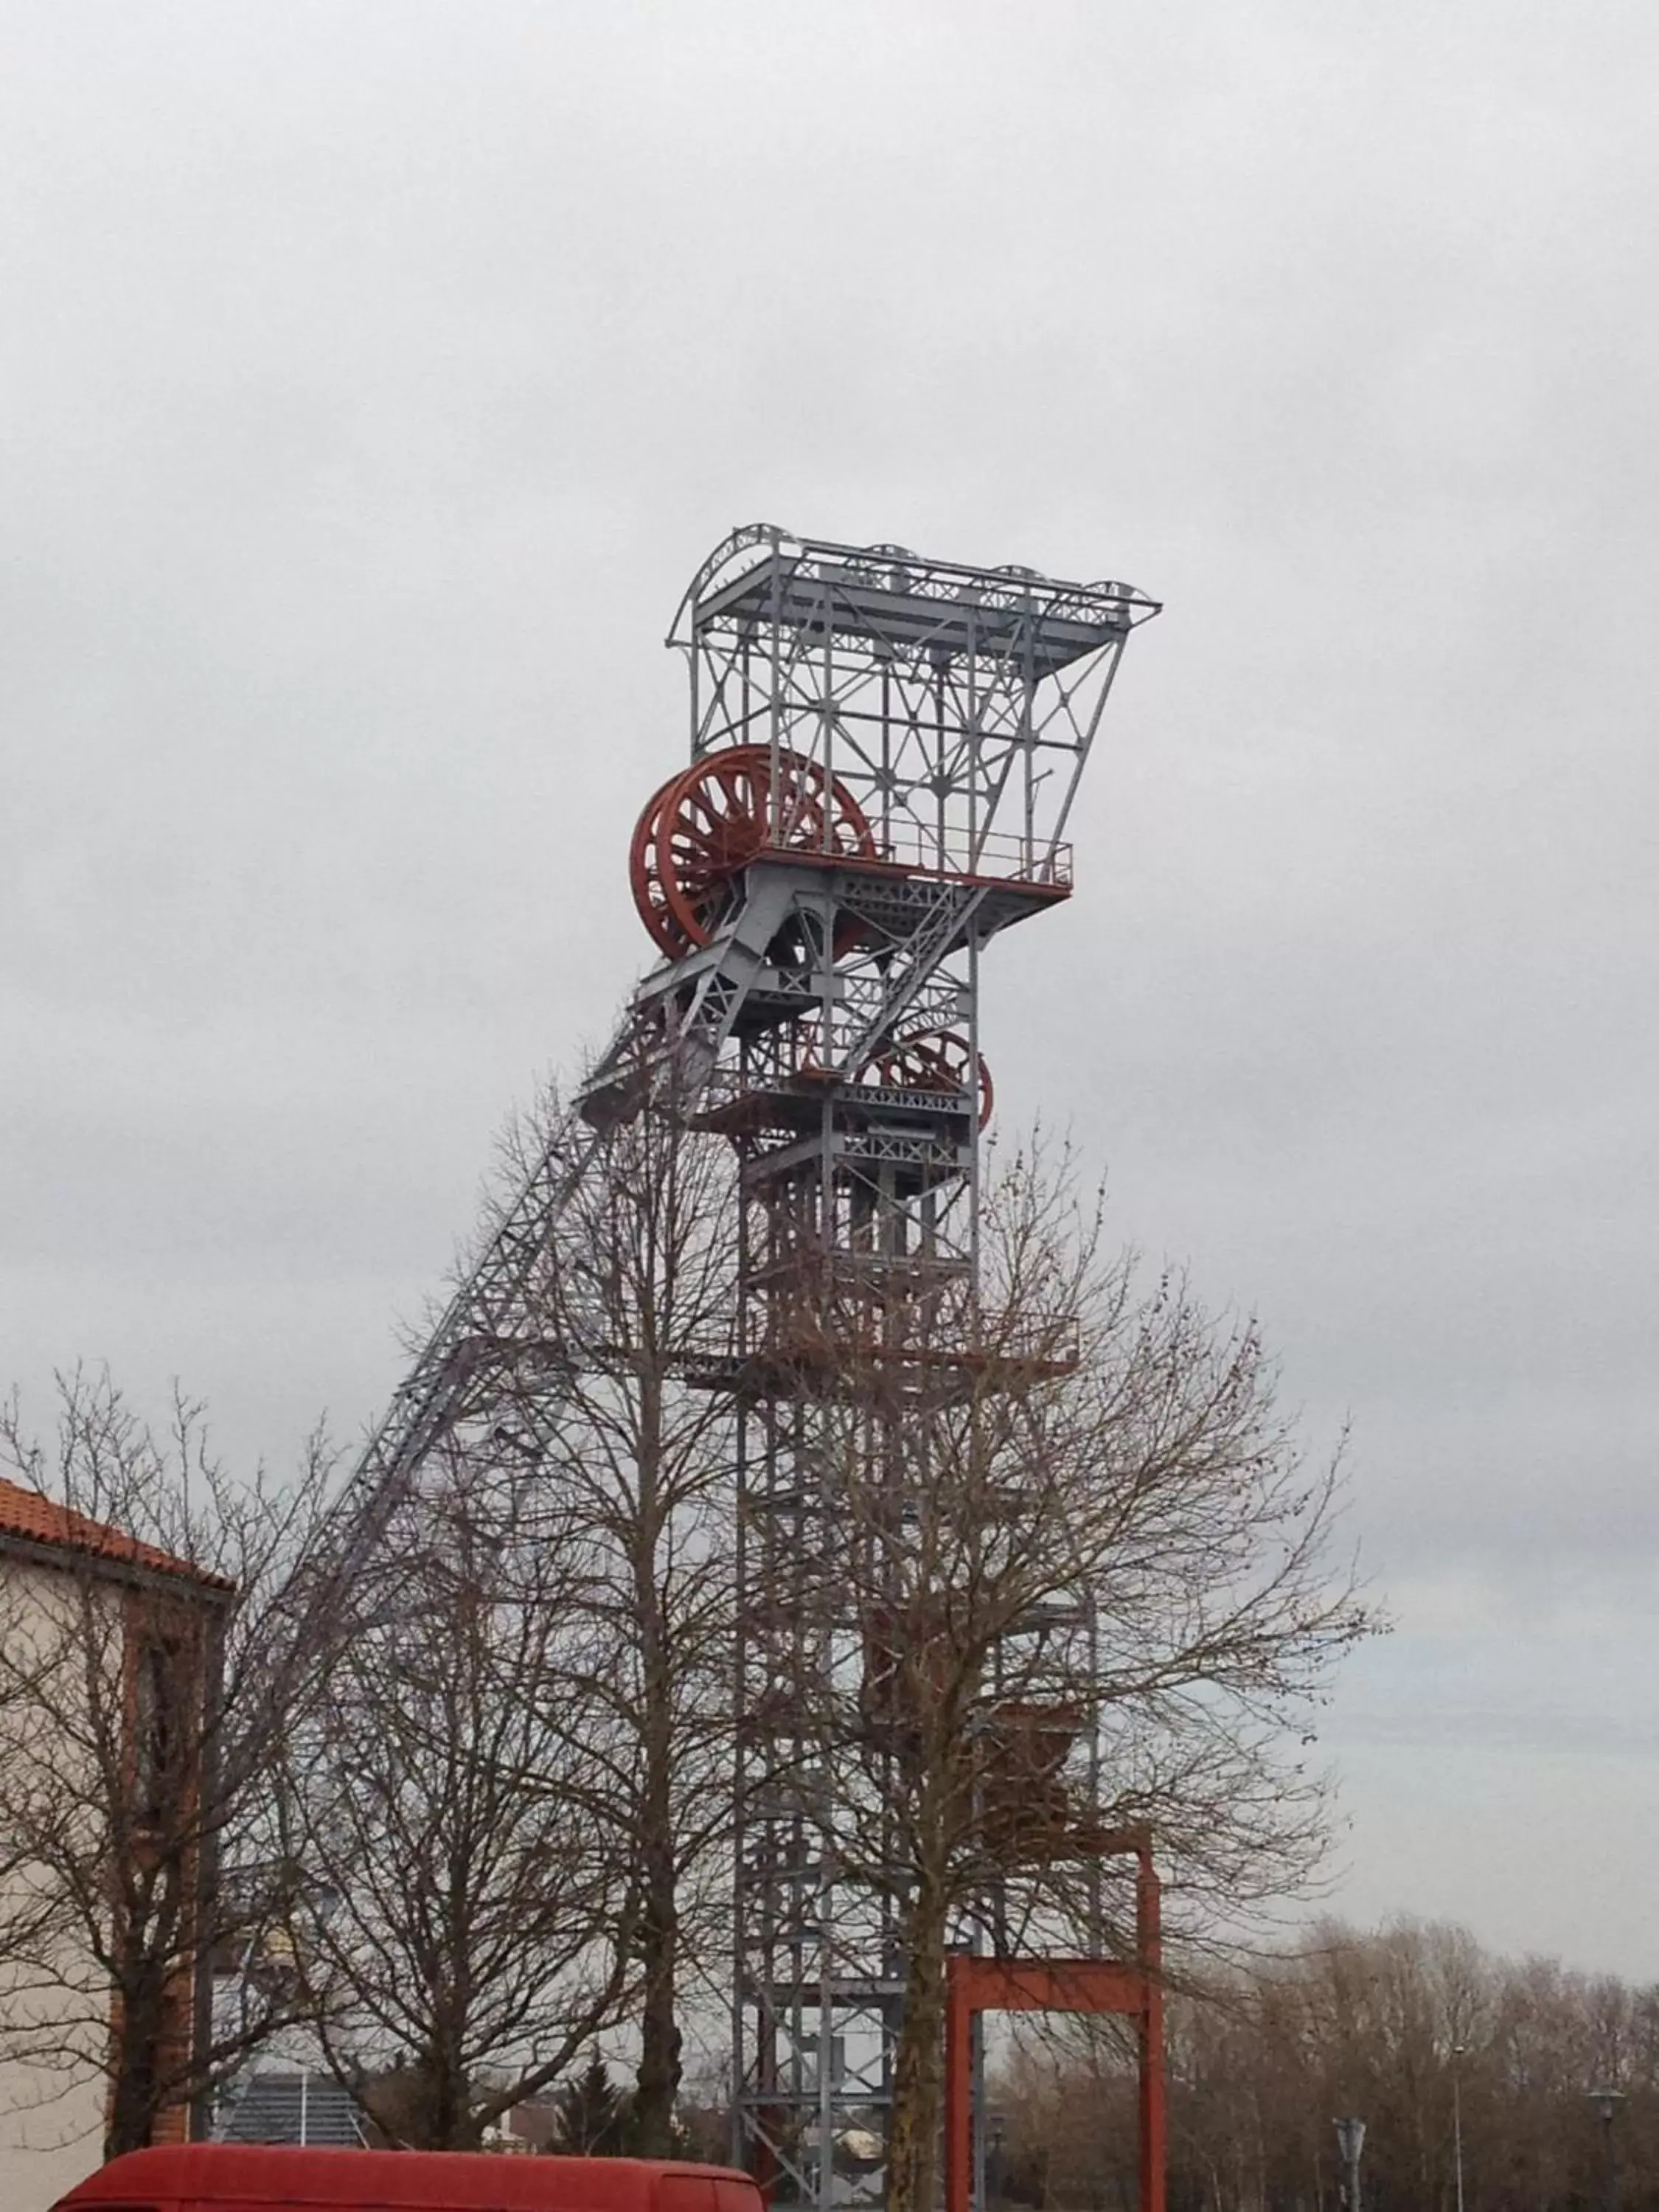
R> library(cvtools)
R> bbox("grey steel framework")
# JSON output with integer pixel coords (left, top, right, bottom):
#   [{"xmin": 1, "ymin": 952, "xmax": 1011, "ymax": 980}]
[
  {"xmin": 319, "ymin": 526, "xmax": 1158, "ymax": 2209},
  {"xmin": 606, "ymin": 529, "xmax": 1159, "ymax": 2208}
]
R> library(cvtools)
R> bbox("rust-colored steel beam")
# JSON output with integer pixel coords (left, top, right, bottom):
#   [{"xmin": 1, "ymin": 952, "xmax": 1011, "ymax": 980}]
[{"xmin": 945, "ymin": 1845, "xmax": 1164, "ymax": 2212}]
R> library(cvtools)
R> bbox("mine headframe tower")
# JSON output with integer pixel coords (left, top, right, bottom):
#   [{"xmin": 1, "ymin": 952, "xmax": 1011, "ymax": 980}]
[
  {"xmin": 580, "ymin": 527, "xmax": 1160, "ymax": 2210},
  {"xmin": 305, "ymin": 524, "xmax": 1156, "ymax": 2211}
]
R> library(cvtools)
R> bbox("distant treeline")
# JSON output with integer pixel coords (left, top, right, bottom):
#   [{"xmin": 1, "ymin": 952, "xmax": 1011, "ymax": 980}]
[{"xmin": 993, "ymin": 1918, "xmax": 1659, "ymax": 2212}]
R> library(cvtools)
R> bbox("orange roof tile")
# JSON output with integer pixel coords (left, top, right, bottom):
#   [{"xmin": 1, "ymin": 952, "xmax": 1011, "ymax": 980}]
[{"xmin": 0, "ymin": 1476, "xmax": 234, "ymax": 1593}]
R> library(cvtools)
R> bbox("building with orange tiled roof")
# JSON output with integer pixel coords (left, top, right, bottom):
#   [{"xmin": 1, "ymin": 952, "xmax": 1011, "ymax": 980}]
[
  {"xmin": 0, "ymin": 1477, "xmax": 234, "ymax": 1590},
  {"xmin": 0, "ymin": 1477, "xmax": 234, "ymax": 2212}
]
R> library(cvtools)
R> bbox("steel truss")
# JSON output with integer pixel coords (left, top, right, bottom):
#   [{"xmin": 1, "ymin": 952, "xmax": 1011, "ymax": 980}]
[{"xmin": 636, "ymin": 530, "xmax": 1158, "ymax": 2208}]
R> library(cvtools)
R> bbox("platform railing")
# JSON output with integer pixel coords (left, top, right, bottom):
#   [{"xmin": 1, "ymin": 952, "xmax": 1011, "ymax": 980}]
[{"xmin": 759, "ymin": 820, "xmax": 1074, "ymax": 890}]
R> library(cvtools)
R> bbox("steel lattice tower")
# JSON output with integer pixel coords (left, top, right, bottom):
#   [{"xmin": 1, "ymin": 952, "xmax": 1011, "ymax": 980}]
[{"xmin": 327, "ymin": 524, "xmax": 1158, "ymax": 2208}]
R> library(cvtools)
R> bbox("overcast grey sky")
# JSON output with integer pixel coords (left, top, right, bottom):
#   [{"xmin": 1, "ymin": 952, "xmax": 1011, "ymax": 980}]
[{"xmin": 2, "ymin": 3, "xmax": 1655, "ymax": 1974}]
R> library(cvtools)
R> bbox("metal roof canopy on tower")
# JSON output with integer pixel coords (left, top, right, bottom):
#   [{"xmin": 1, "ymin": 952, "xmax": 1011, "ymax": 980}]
[{"xmin": 675, "ymin": 526, "xmax": 1161, "ymax": 683}]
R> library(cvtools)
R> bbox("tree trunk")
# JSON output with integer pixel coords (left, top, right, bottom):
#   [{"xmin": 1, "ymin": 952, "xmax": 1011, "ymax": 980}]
[
  {"xmin": 630, "ymin": 1385, "xmax": 685, "ymax": 2156},
  {"xmin": 431, "ymin": 2049, "xmax": 482, "ymax": 2150},
  {"xmin": 888, "ymin": 1878, "xmax": 950, "ymax": 2212},
  {"xmin": 634, "ymin": 1695, "xmax": 682, "ymax": 2155},
  {"xmin": 634, "ymin": 1869, "xmax": 683, "ymax": 2155},
  {"xmin": 105, "ymin": 1959, "xmax": 164, "ymax": 2159}
]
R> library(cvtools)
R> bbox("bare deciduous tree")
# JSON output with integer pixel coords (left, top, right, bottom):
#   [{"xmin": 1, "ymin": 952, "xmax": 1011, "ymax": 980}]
[
  {"xmin": 276, "ymin": 1445, "xmax": 643, "ymax": 2149},
  {"xmin": 0, "ymin": 1368, "xmax": 335, "ymax": 2157},
  {"xmin": 995, "ymin": 1916, "xmax": 1659, "ymax": 2212},
  {"xmin": 786, "ymin": 1144, "xmax": 1376, "ymax": 2212},
  {"xmin": 491, "ymin": 1085, "xmax": 741, "ymax": 2154}
]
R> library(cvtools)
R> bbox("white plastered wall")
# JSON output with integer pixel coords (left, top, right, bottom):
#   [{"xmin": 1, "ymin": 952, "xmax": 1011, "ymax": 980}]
[{"xmin": 0, "ymin": 1551, "xmax": 114, "ymax": 2212}]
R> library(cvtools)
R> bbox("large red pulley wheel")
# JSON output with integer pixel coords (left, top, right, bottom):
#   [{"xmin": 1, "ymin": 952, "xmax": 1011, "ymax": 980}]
[
  {"xmin": 867, "ymin": 1029, "xmax": 995, "ymax": 1130},
  {"xmin": 630, "ymin": 745, "xmax": 876, "ymax": 960}
]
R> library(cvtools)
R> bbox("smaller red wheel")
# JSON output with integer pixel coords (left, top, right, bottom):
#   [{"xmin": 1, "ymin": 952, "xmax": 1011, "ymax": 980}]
[{"xmin": 866, "ymin": 1029, "xmax": 994, "ymax": 1130}]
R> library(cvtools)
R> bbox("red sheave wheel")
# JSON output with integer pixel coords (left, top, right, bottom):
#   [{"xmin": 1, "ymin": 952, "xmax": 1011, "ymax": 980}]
[
  {"xmin": 630, "ymin": 745, "xmax": 876, "ymax": 959},
  {"xmin": 868, "ymin": 1029, "xmax": 994, "ymax": 1130}
]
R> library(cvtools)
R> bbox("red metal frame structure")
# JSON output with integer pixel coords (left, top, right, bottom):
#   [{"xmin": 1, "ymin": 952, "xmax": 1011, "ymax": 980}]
[{"xmin": 944, "ymin": 1840, "xmax": 1165, "ymax": 2212}]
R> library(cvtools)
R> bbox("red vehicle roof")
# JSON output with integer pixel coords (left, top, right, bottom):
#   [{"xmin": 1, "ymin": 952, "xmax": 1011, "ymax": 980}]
[{"xmin": 55, "ymin": 2146, "xmax": 761, "ymax": 2211}]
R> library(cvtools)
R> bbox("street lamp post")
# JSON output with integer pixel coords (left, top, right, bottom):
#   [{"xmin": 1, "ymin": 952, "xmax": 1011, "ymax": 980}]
[
  {"xmin": 1587, "ymin": 2088, "xmax": 1625, "ymax": 2212},
  {"xmin": 1452, "ymin": 2044, "xmax": 1467, "ymax": 2212},
  {"xmin": 1334, "ymin": 2117, "xmax": 1366, "ymax": 2212}
]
